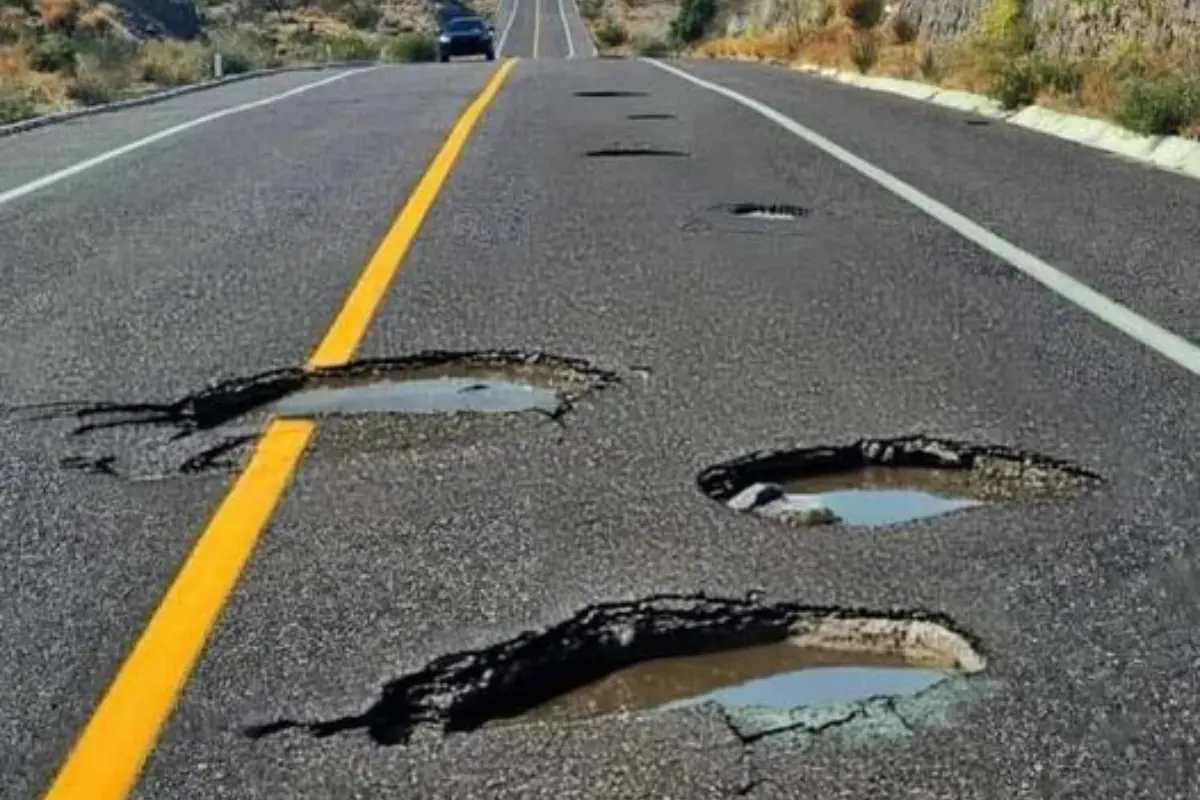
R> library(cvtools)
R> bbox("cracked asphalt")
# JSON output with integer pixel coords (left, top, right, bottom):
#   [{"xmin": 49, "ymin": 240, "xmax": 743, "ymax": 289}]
[{"xmin": 2, "ymin": 0, "xmax": 1199, "ymax": 794}]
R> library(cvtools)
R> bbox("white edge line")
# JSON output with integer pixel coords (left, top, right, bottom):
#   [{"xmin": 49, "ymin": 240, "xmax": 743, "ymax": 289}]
[
  {"xmin": 0, "ymin": 62, "xmax": 375, "ymax": 140},
  {"xmin": 642, "ymin": 57, "xmax": 1200, "ymax": 378},
  {"xmin": 567, "ymin": 0, "xmax": 598, "ymax": 57},
  {"xmin": 0, "ymin": 68, "xmax": 372, "ymax": 209},
  {"xmin": 496, "ymin": 0, "xmax": 519, "ymax": 57},
  {"xmin": 556, "ymin": 0, "xmax": 576, "ymax": 59}
]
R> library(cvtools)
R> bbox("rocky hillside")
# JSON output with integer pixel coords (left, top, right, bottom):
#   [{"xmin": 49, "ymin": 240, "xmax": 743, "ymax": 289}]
[{"xmin": 0, "ymin": 0, "xmax": 495, "ymax": 123}]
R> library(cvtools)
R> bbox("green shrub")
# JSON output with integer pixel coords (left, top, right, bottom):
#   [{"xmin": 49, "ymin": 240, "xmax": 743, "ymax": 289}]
[
  {"xmin": 386, "ymin": 31, "xmax": 435, "ymax": 62},
  {"xmin": 0, "ymin": 79, "xmax": 37, "ymax": 123},
  {"xmin": 340, "ymin": 3, "xmax": 381, "ymax": 31},
  {"xmin": 595, "ymin": 16, "xmax": 626, "ymax": 47},
  {"xmin": 987, "ymin": 56, "xmax": 1080, "ymax": 110},
  {"xmin": 577, "ymin": 0, "xmax": 602, "ymax": 21},
  {"xmin": 989, "ymin": 57, "xmax": 1039, "ymax": 108},
  {"xmin": 974, "ymin": 0, "xmax": 1035, "ymax": 55},
  {"xmin": 1116, "ymin": 74, "xmax": 1200, "ymax": 135},
  {"xmin": 29, "ymin": 31, "xmax": 76, "ymax": 72},
  {"xmin": 210, "ymin": 31, "xmax": 269, "ymax": 73},
  {"xmin": 326, "ymin": 31, "xmax": 379, "ymax": 61},
  {"xmin": 68, "ymin": 53, "xmax": 133, "ymax": 105},
  {"xmin": 670, "ymin": 0, "xmax": 715, "ymax": 43},
  {"xmin": 631, "ymin": 34, "xmax": 669, "ymax": 56},
  {"xmin": 138, "ymin": 39, "xmax": 210, "ymax": 85}
]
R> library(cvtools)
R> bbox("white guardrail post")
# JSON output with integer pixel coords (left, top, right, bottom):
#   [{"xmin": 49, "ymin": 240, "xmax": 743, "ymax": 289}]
[{"xmin": 213, "ymin": 52, "xmax": 223, "ymax": 79}]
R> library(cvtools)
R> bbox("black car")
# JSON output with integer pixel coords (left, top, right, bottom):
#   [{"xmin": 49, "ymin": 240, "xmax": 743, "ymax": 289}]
[{"xmin": 437, "ymin": 16, "xmax": 496, "ymax": 62}]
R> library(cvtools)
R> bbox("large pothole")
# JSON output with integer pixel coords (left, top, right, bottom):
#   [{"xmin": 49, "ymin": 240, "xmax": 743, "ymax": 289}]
[
  {"xmin": 12, "ymin": 349, "xmax": 619, "ymax": 480},
  {"xmin": 699, "ymin": 435, "xmax": 1103, "ymax": 529},
  {"xmin": 243, "ymin": 593, "xmax": 985, "ymax": 746}
]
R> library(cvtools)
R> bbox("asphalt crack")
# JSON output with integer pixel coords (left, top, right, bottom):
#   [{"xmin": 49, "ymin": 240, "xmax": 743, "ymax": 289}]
[{"xmin": 242, "ymin": 592, "xmax": 984, "ymax": 747}]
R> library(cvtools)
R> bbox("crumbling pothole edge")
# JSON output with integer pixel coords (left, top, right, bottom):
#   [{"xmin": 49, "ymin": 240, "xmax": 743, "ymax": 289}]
[
  {"xmin": 242, "ymin": 591, "xmax": 987, "ymax": 747},
  {"xmin": 6, "ymin": 349, "xmax": 624, "ymax": 480},
  {"xmin": 697, "ymin": 433, "xmax": 1105, "ymax": 505}
]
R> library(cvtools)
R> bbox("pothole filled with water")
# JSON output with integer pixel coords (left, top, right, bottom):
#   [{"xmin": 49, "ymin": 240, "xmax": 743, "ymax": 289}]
[
  {"xmin": 243, "ymin": 593, "xmax": 986, "ymax": 746},
  {"xmin": 699, "ymin": 435, "xmax": 1103, "ymax": 529},
  {"xmin": 11, "ymin": 350, "xmax": 620, "ymax": 480},
  {"xmin": 518, "ymin": 636, "xmax": 958, "ymax": 725}
]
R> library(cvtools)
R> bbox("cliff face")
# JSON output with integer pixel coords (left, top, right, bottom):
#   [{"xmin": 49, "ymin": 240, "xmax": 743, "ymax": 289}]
[
  {"xmin": 719, "ymin": 0, "xmax": 1200, "ymax": 57},
  {"xmin": 897, "ymin": 0, "xmax": 1199, "ymax": 57}
]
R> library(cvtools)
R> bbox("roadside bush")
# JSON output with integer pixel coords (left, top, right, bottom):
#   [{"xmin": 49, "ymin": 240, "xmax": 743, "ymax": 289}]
[
  {"xmin": 670, "ymin": 0, "xmax": 715, "ymax": 43},
  {"xmin": 838, "ymin": 0, "xmax": 882, "ymax": 30},
  {"xmin": 632, "ymin": 34, "xmax": 669, "ymax": 56},
  {"xmin": 577, "ymin": 0, "xmax": 601, "ymax": 21},
  {"xmin": 1115, "ymin": 73, "xmax": 1200, "ymax": 135},
  {"xmin": 138, "ymin": 39, "xmax": 210, "ymax": 85},
  {"xmin": 596, "ymin": 16, "xmax": 626, "ymax": 47},
  {"xmin": 29, "ymin": 31, "xmax": 75, "ymax": 71},
  {"xmin": 386, "ymin": 31, "xmax": 435, "ymax": 62},
  {"xmin": 987, "ymin": 55, "xmax": 1080, "ymax": 109},
  {"xmin": 68, "ymin": 51, "xmax": 132, "ymax": 104},
  {"xmin": 0, "ymin": 77, "xmax": 36, "ymax": 122},
  {"xmin": 849, "ymin": 31, "xmax": 877, "ymax": 72},
  {"xmin": 209, "ymin": 31, "xmax": 269, "ymax": 73},
  {"xmin": 326, "ymin": 31, "xmax": 378, "ymax": 61},
  {"xmin": 973, "ymin": 0, "xmax": 1034, "ymax": 55},
  {"xmin": 340, "ymin": 2, "xmax": 381, "ymax": 31}
]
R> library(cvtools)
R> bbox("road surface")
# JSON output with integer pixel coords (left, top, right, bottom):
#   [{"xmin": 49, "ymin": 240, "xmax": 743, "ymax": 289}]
[{"xmin": 2, "ymin": 0, "xmax": 1199, "ymax": 797}]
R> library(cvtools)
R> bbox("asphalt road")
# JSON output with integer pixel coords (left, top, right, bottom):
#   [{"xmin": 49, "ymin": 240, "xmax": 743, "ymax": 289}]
[{"xmin": 1, "ymin": 1, "xmax": 1199, "ymax": 796}]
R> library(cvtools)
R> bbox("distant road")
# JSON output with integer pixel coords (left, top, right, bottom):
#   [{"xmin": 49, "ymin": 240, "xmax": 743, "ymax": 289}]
[{"xmin": 2, "ymin": 7, "xmax": 1199, "ymax": 798}]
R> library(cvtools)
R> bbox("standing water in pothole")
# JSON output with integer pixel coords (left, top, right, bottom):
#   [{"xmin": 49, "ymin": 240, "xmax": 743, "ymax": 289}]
[
  {"xmin": 516, "ymin": 642, "xmax": 952, "ymax": 724},
  {"xmin": 270, "ymin": 377, "xmax": 562, "ymax": 417},
  {"xmin": 779, "ymin": 467, "xmax": 989, "ymax": 527}
]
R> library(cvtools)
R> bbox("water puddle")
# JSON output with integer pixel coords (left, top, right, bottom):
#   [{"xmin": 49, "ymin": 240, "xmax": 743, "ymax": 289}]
[
  {"xmin": 271, "ymin": 376, "xmax": 561, "ymax": 417},
  {"xmin": 780, "ymin": 467, "xmax": 988, "ymax": 527},
  {"xmin": 518, "ymin": 641, "xmax": 951, "ymax": 724},
  {"xmin": 701, "ymin": 435, "xmax": 1103, "ymax": 529}
]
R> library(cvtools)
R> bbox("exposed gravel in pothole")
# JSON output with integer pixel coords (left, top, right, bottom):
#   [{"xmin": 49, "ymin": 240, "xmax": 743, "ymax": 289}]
[
  {"xmin": 242, "ymin": 592, "xmax": 986, "ymax": 747},
  {"xmin": 7, "ymin": 349, "xmax": 620, "ymax": 481},
  {"xmin": 699, "ymin": 434, "xmax": 1104, "ymax": 529}
]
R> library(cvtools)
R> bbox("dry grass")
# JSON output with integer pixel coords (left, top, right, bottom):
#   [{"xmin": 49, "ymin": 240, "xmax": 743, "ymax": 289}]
[{"xmin": 698, "ymin": 0, "xmax": 1200, "ymax": 137}]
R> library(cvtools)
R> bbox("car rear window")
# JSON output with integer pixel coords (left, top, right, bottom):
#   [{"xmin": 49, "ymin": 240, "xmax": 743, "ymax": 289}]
[{"xmin": 447, "ymin": 18, "xmax": 485, "ymax": 32}]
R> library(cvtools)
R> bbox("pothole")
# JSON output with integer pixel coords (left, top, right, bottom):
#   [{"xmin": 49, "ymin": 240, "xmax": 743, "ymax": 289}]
[
  {"xmin": 585, "ymin": 147, "xmax": 690, "ymax": 158},
  {"xmin": 699, "ymin": 434, "xmax": 1103, "ymax": 529},
  {"xmin": 12, "ymin": 350, "xmax": 619, "ymax": 480},
  {"xmin": 627, "ymin": 113, "xmax": 676, "ymax": 120},
  {"xmin": 242, "ymin": 593, "xmax": 985, "ymax": 746},
  {"xmin": 720, "ymin": 202, "xmax": 809, "ymax": 220},
  {"xmin": 574, "ymin": 90, "xmax": 649, "ymax": 97}
]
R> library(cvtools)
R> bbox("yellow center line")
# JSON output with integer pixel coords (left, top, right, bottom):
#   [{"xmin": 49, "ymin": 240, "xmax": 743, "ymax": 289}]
[
  {"xmin": 41, "ymin": 57, "xmax": 519, "ymax": 800},
  {"xmin": 533, "ymin": 0, "xmax": 541, "ymax": 59}
]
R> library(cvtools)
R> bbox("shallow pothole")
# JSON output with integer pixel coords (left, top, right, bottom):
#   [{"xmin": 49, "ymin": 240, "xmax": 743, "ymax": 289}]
[
  {"xmin": 243, "ymin": 593, "xmax": 985, "ymax": 746},
  {"xmin": 699, "ymin": 435, "xmax": 1103, "ymax": 529},
  {"xmin": 719, "ymin": 203, "xmax": 809, "ymax": 220},
  {"xmin": 13, "ymin": 350, "xmax": 619, "ymax": 480},
  {"xmin": 574, "ymin": 90, "xmax": 649, "ymax": 97},
  {"xmin": 585, "ymin": 147, "xmax": 690, "ymax": 158}
]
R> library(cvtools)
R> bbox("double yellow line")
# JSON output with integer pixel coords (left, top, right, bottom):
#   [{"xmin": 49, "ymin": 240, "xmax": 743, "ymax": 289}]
[{"xmin": 42, "ymin": 57, "xmax": 518, "ymax": 800}]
